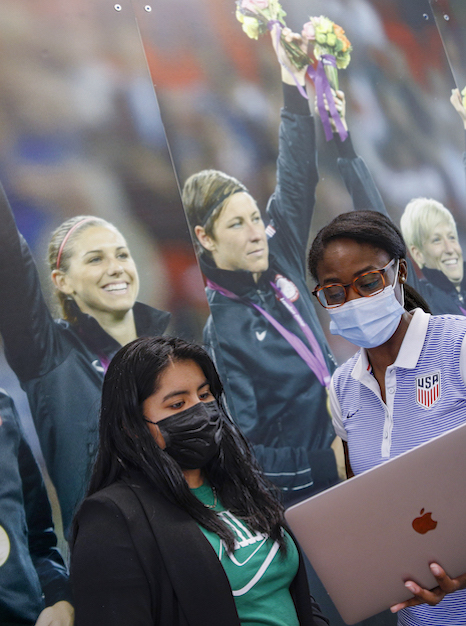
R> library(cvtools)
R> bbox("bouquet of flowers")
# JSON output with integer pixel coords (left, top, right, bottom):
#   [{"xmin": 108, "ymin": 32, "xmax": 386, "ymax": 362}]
[
  {"xmin": 235, "ymin": 1, "xmax": 351, "ymax": 141},
  {"xmin": 462, "ymin": 86, "xmax": 466, "ymax": 109},
  {"xmin": 302, "ymin": 16, "xmax": 352, "ymax": 90},
  {"xmin": 235, "ymin": 0, "xmax": 310, "ymax": 70}
]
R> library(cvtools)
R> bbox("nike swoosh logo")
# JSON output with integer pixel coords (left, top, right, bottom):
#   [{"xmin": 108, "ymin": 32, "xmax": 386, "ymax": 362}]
[
  {"xmin": 256, "ymin": 331, "xmax": 266, "ymax": 341},
  {"xmin": 92, "ymin": 360, "xmax": 105, "ymax": 373},
  {"xmin": 232, "ymin": 541, "xmax": 280, "ymax": 596}
]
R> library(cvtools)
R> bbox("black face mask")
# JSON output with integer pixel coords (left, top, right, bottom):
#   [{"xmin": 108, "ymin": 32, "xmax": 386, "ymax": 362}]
[{"xmin": 146, "ymin": 400, "xmax": 222, "ymax": 470}]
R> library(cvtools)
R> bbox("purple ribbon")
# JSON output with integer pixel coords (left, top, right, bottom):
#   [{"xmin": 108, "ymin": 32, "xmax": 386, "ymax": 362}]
[
  {"xmin": 97, "ymin": 354, "xmax": 110, "ymax": 373},
  {"xmin": 306, "ymin": 55, "xmax": 348, "ymax": 142},
  {"xmin": 267, "ymin": 20, "xmax": 308, "ymax": 100},
  {"xmin": 460, "ymin": 306, "xmax": 466, "ymax": 316},
  {"xmin": 207, "ymin": 279, "xmax": 331, "ymax": 388},
  {"xmin": 270, "ymin": 281, "xmax": 331, "ymax": 386},
  {"xmin": 266, "ymin": 20, "xmax": 347, "ymax": 143}
]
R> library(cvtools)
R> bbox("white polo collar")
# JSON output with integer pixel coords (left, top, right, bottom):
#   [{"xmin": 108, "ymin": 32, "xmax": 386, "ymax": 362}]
[{"xmin": 351, "ymin": 308, "xmax": 431, "ymax": 382}]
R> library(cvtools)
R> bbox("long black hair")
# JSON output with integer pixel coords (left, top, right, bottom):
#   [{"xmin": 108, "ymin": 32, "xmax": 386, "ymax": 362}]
[
  {"xmin": 308, "ymin": 210, "xmax": 431, "ymax": 313},
  {"xmin": 84, "ymin": 336, "xmax": 286, "ymax": 553}
]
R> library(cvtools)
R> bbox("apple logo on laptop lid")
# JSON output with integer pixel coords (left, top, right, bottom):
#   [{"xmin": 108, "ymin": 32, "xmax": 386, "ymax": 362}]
[{"xmin": 412, "ymin": 508, "xmax": 438, "ymax": 534}]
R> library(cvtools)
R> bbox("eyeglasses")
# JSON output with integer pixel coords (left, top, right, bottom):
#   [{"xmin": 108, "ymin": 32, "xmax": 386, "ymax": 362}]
[{"xmin": 313, "ymin": 258, "xmax": 397, "ymax": 309}]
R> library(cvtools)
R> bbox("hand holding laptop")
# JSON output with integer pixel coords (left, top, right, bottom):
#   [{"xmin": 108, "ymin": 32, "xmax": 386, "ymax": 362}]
[
  {"xmin": 284, "ymin": 421, "xmax": 466, "ymax": 624},
  {"xmin": 391, "ymin": 563, "xmax": 466, "ymax": 613}
]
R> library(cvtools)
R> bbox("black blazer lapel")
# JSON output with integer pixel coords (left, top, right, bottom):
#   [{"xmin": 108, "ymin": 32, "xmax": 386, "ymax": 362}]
[{"xmin": 123, "ymin": 474, "xmax": 241, "ymax": 626}]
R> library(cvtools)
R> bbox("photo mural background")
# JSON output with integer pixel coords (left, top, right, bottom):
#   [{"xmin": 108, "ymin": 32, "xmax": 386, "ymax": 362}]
[{"xmin": 0, "ymin": 0, "xmax": 464, "ymax": 623}]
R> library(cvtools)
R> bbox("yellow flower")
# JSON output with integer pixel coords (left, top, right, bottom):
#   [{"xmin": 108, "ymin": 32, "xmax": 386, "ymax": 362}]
[
  {"xmin": 241, "ymin": 15, "xmax": 260, "ymax": 39},
  {"xmin": 268, "ymin": 0, "xmax": 287, "ymax": 21},
  {"xmin": 318, "ymin": 16, "xmax": 334, "ymax": 33},
  {"xmin": 326, "ymin": 33, "xmax": 336, "ymax": 47},
  {"xmin": 315, "ymin": 32, "xmax": 327, "ymax": 45},
  {"xmin": 336, "ymin": 53, "xmax": 351, "ymax": 69},
  {"xmin": 462, "ymin": 86, "xmax": 466, "ymax": 109}
]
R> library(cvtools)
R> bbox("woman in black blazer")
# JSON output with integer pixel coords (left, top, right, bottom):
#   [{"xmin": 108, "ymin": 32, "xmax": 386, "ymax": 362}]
[{"xmin": 70, "ymin": 336, "xmax": 329, "ymax": 626}]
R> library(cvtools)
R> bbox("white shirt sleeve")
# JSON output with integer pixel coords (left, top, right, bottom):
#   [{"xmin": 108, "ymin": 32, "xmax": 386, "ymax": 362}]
[
  {"xmin": 329, "ymin": 374, "xmax": 348, "ymax": 441},
  {"xmin": 460, "ymin": 332, "xmax": 466, "ymax": 387}
]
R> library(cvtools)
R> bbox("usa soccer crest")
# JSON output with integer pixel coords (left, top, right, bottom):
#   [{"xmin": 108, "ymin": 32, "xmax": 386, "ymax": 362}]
[
  {"xmin": 416, "ymin": 371, "xmax": 441, "ymax": 409},
  {"xmin": 274, "ymin": 274, "xmax": 299, "ymax": 302}
]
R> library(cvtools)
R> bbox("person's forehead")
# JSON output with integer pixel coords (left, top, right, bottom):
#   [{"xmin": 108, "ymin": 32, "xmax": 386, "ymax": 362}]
[
  {"xmin": 323, "ymin": 238, "xmax": 389, "ymax": 260},
  {"xmin": 424, "ymin": 220, "xmax": 457, "ymax": 239},
  {"xmin": 318, "ymin": 239, "xmax": 391, "ymax": 281},
  {"xmin": 217, "ymin": 192, "xmax": 258, "ymax": 220},
  {"xmin": 157, "ymin": 360, "xmax": 206, "ymax": 394},
  {"xmin": 74, "ymin": 225, "xmax": 127, "ymax": 250}
]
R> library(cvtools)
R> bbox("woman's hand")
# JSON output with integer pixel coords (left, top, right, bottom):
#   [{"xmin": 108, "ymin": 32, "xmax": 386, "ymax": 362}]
[
  {"xmin": 314, "ymin": 89, "xmax": 348, "ymax": 131},
  {"xmin": 35, "ymin": 601, "xmax": 74, "ymax": 626},
  {"xmin": 450, "ymin": 88, "xmax": 466, "ymax": 129},
  {"xmin": 270, "ymin": 25, "xmax": 309, "ymax": 86},
  {"xmin": 390, "ymin": 563, "xmax": 466, "ymax": 613}
]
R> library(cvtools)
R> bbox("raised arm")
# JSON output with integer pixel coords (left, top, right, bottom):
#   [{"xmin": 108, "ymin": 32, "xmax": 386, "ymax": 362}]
[
  {"xmin": 324, "ymin": 90, "xmax": 389, "ymax": 216},
  {"xmin": 265, "ymin": 30, "xmax": 319, "ymax": 268},
  {"xmin": 0, "ymin": 184, "xmax": 60, "ymax": 382}
]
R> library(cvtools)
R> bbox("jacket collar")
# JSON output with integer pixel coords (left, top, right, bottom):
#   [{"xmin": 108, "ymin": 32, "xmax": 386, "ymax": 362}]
[
  {"xmin": 422, "ymin": 264, "xmax": 466, "ymax": 295},
  {"xmin": 199, "ymin": 253, "xmax": 276, "ymax": 297},
  {"xmin": 68, "ymin": 301, "xmax": 171, "ymax": 357}
]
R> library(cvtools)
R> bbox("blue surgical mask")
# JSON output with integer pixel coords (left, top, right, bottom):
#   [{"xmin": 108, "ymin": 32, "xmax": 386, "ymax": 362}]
[{"xmin": 328, "ymin": 269, "xmax": 404, "ymax": 349}]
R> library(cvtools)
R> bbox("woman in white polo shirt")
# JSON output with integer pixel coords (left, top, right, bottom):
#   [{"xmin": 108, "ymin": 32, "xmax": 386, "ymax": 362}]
[{"xmin": 308, "ymin": 210, "xmax": 466, "ymax": 626}]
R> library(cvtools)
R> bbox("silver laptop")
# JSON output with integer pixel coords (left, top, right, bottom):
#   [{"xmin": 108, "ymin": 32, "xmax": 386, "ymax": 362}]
[{"xmin": 285, "ymin": 421, "xmax": 466, "ymax": 625}]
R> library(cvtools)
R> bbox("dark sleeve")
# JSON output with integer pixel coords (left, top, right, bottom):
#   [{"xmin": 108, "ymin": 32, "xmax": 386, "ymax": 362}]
[
  {"xmin": 309, "ymin": 598, "xmax": 330, "ymax": 626},
  {"xmin": 334, "ymin": 132, "xmax": 389, "ymax": 216},
  {"xmin": 333, "ymin": 135, "xmax": 431, "ymax": 301},
  {"xmin": 266, "ymin": 84, "xmax": 318, "ymax": 272},
  {"xmin": 289, "ymin": 534, "xmax": 330, "ymax": 626},
  {"xmin": 71, "ymin": 497, "xmax": 153, "ymax": 626},
  {"xmin": 0, "ymin": 183, "xmax": 60, "ymax": 382},
  {"xmin": 203, "ymin": 318, "xmax": 335, "ymax": 490},
  {"xmin": 17, "ymin": 414, "xmax": 72, "ymax": 607}
]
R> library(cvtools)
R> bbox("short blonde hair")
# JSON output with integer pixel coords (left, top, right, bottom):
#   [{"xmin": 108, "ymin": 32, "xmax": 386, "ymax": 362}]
[{"xmin": 400, "ymin": 198, "xmax": 457, "ymax": 252}]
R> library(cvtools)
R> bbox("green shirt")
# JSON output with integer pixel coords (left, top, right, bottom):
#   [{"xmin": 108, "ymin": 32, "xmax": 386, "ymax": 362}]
[{"xmin": 192, "ymin": 483, "xmax": 300, "ymax": 626}]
